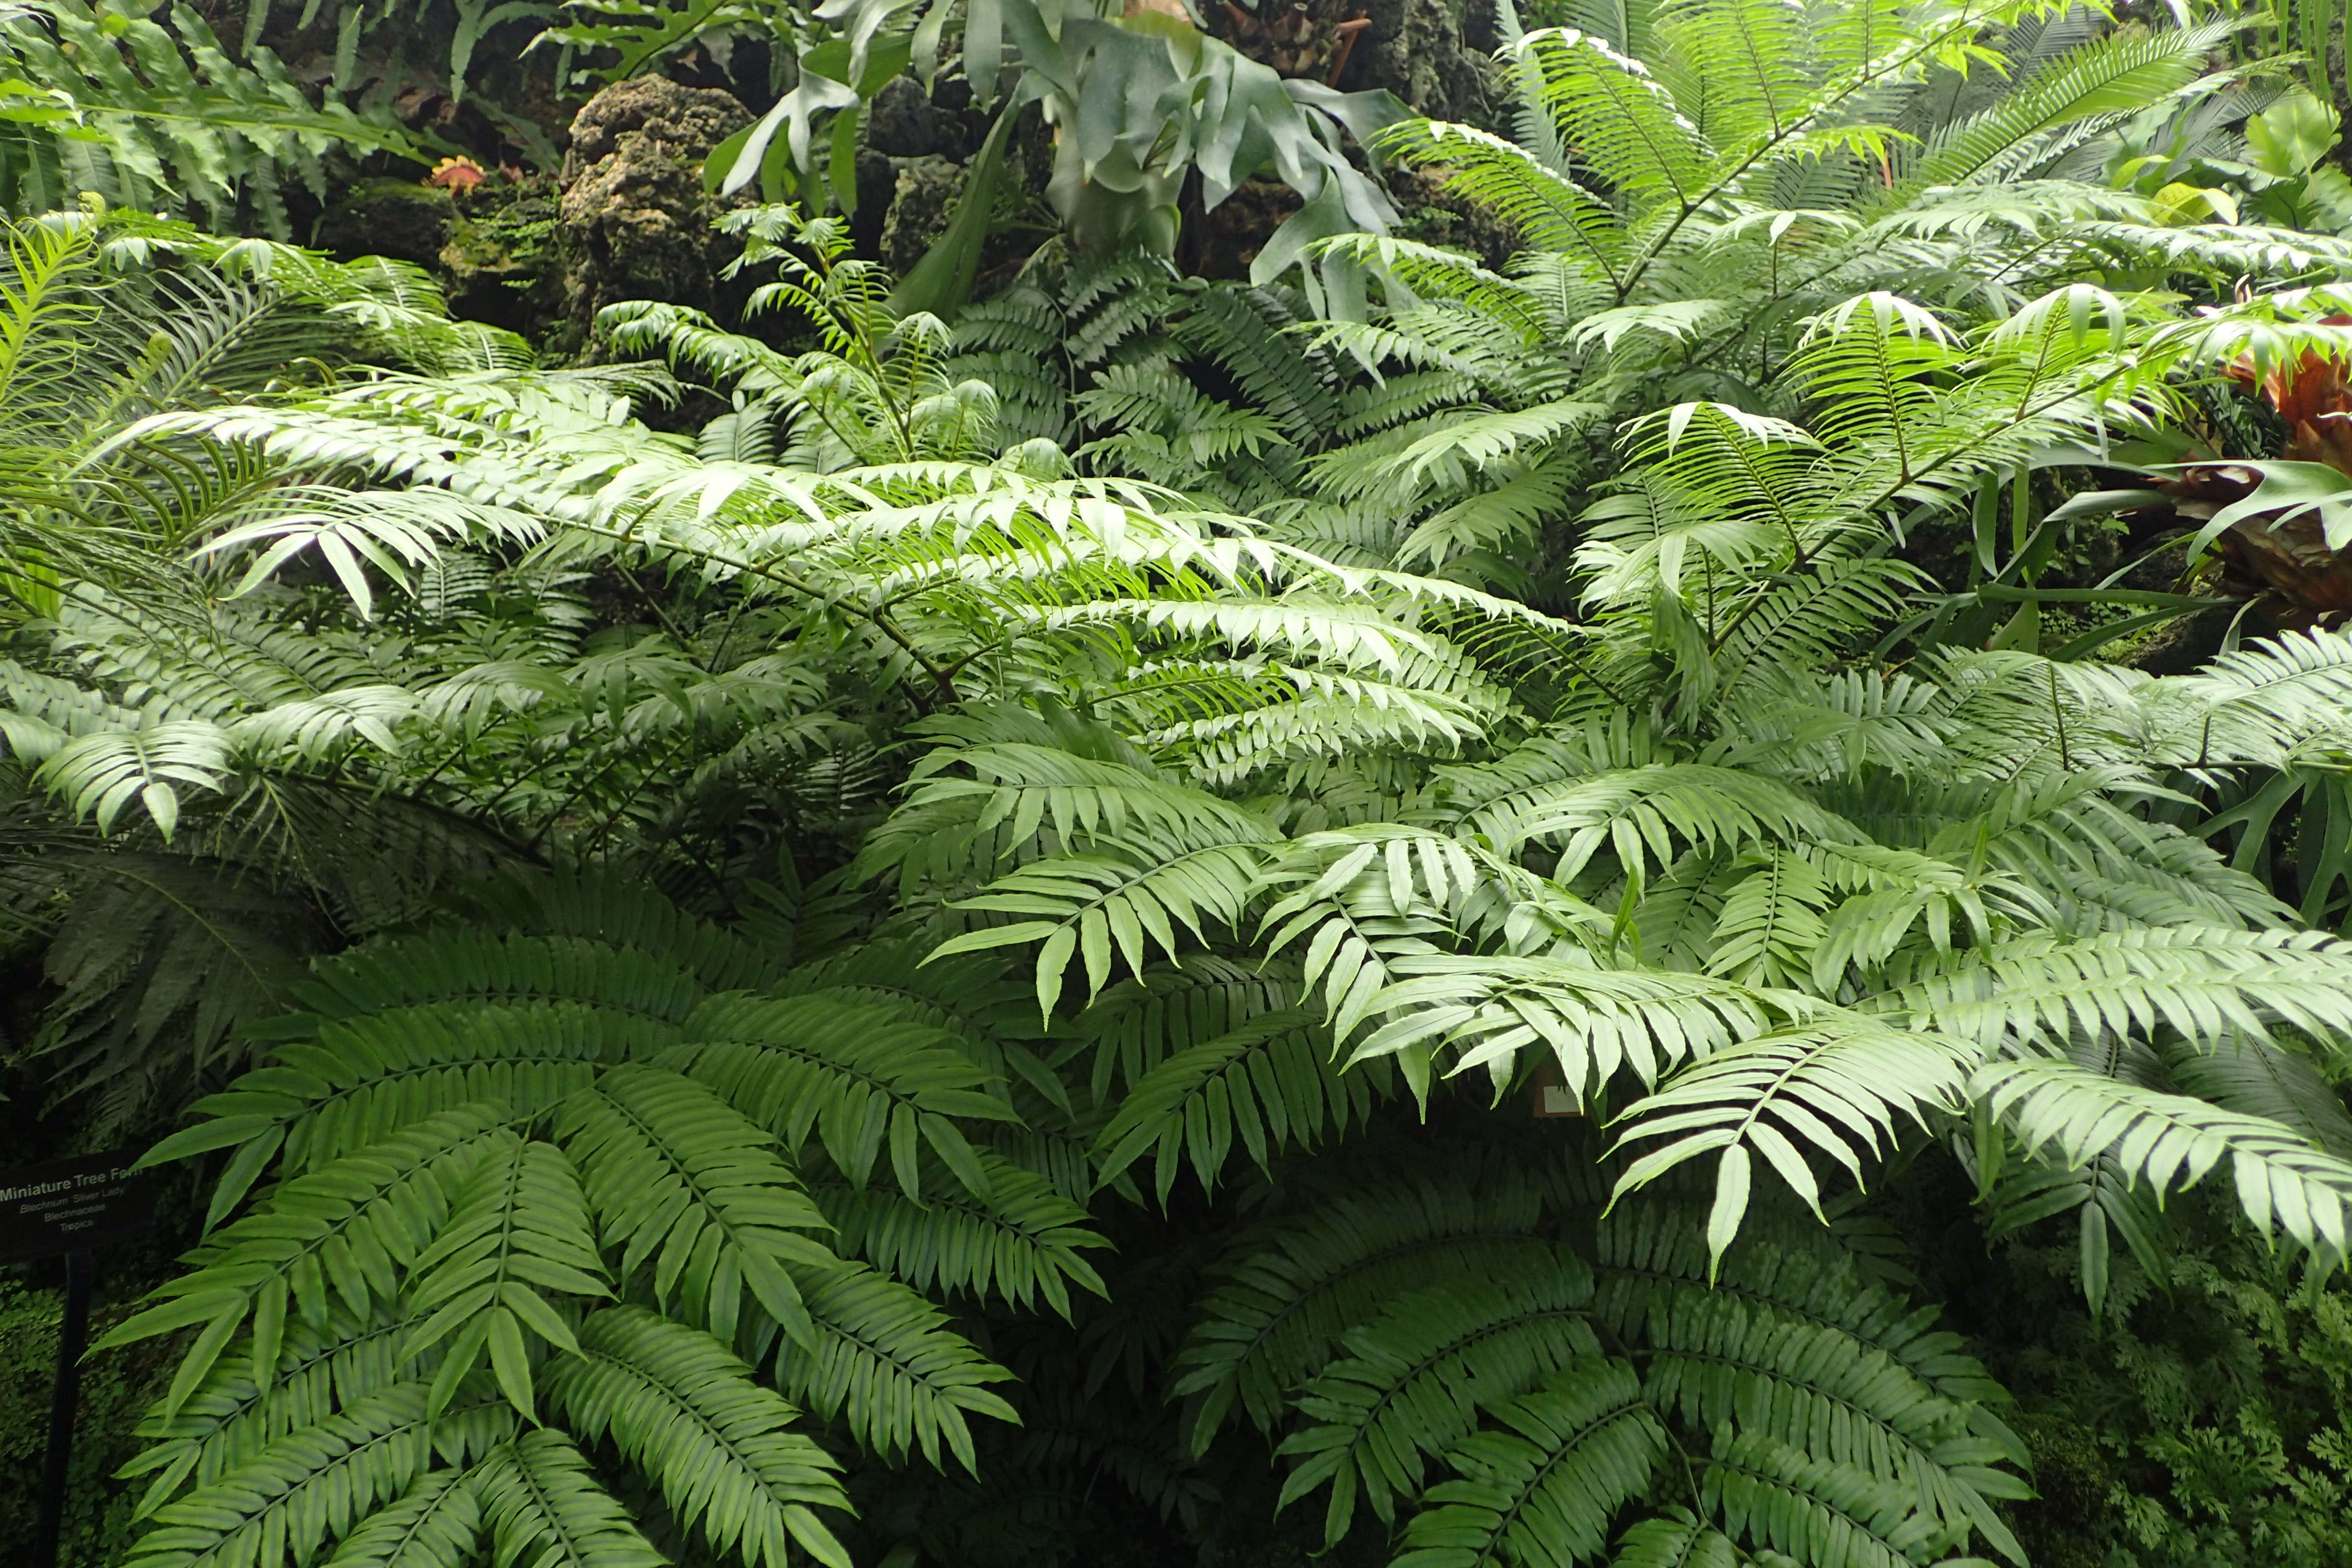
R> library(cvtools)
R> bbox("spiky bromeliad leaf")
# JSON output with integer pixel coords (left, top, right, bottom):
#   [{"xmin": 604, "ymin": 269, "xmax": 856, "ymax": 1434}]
[
  {"xmin": 1391, "ymin": 1358, "xmax": 1668, "ymax": 1568},
  {"xmin": 544, "ymin": 1306, "xmax": 853, "ymax": 1568}
]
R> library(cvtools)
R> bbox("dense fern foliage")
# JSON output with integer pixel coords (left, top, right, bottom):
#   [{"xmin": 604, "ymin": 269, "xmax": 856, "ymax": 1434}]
[
  {"xmin": 0, "ymin": 1, "xmax": 425, "ymax": 235},
  {"xmin": 17, "ymin": 2, "xmax": 2352, "ymax": 1564}
]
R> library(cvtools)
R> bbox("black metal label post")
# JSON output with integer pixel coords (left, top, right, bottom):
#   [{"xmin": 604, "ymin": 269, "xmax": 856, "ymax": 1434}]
[{"xmin": 0, "ymin": 1152, "xmax": 156, "ymax": 1568}]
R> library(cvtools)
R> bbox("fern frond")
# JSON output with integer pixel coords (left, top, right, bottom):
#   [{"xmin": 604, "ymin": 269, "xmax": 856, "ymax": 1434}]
[
  {"xmin": 1093, "ymin": 1010, "xmax": 1393, "ymax": 1198},
  {"xmin": 123, "ymin": 1383, "xmax": 511, "ymax": 1568},
  {"xmin": 1976, "ymin": 1057, "xmax": 2352, "ymax": 1263},
  {"xmin": 670, "ymin": 993, "xmax": 1019, "ymax": 1203},
  {"xmin": 1170, "ymin": 1172, "xmax": 1554, "ymax": 1449},
  {"xmin": 807, "ymin": 1148, "xmax": 1109, "ymax": 1316},
  {"xmin": 545, "ymin": 1307, "xmax": 852, "ymax": 1568},
  {"xmin": 1392, "ymin": 1358, "xmax": 1668, "ymax": 1568},
  {"xmin": 775, "ymin": 1260, "xmax": 1020, "ymax": 1473},
  {"xmin": 554, "ymin": 1063, "xmax": 832, "ymax": 1353},
  {"xmin": 472, "ymin": 1430, "xmax": 667, "ymax": 1568},
  {"xmin": 1277, "ymin": 1266, "xmax": 1600, "ymax": 1545},
  {"xmin": 1607, "ymin": 1022, "xmax": 1976, "ymax": 1271},
  {"xmin": 316, "ymin": 1468, "xmax": 482, "ymax": 1568}
]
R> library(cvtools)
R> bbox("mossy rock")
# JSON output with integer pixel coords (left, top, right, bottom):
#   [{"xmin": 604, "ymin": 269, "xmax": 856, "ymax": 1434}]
[
  {"xmin": 440, "ymin": 179, "xmax": 562, "ymax": 337},
  {"xmin": 880, "ymin": 156, "xmax": 967, "ymax": 276},
  {"xmin": 313, "ymin": 178, "xmax": 456, "ymax": 266},
  {"xmin": 554, "ymin": 77, "xmax": 756, "ymax": 355}
]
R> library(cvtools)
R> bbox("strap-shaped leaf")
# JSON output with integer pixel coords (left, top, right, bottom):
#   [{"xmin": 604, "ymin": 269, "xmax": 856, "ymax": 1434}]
[
  {"xmin": 546, "ymin": 1307, "xmax": 851, "ymax": 1568},
  {"xmin": 555, "ymin": 1063, "xmax": 834, "ymax": 1352}
]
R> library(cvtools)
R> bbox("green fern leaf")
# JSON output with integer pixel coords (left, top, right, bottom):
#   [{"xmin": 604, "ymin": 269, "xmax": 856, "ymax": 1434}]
[
  {"xmin": 404, "ymin": 1133, "xmax": 609, "ymax": 1419},
  {"xmin": 671, "ymin": 992, "xmax": 1020, "ymax": 1203},
  {"xmin": 774, "ymin": 1259, "xmax": 1020, "ymax": 1473},
  {"xmin": 472, "ymin": 1429, "xmax": 667, "ymax": 1568},
  {"xmin": 124, "ymin": 1383, "xmax": 511, "ymax": 1568},
  {"xmin": 1093, "ymin": 1010, "xmax": 1394, "ymax": 1198},
  {"xmin": 554, "ymin": 1063, "xmax": 834, "ymax": 1353},
  {"xmin": 1703, "ymin": 1429, "xmax": 1939, "ymax": 1568},
  {"xmin": 807, "ymin": 1147, "xmax": 1109, "ymax": 1316},
  {"xmin": 1392, "ymin": 1358, "xmax": 1668, "ymax": 1568},
  {"xmin": 545, "ymin": 1306, "xmax": 852, "ymax": 1568},
  {"xmin": 1608, "ymin": 1022, "xmax": 1976, "ymax": 1271},
  {"xmin": 1277, "ymin": 1265, "xmax": 1599, "ymax": 1545},
  {"xmin": 1170, "ymin": 1172, "xmax": 1554, "ymax": 1450},
  {"xmin": 317, "ymin": 1469, "xmax": 482, "ymax": 1568}
]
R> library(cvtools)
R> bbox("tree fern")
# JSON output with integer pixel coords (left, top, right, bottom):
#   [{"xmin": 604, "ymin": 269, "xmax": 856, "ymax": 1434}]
[{"xmin": 107, "ymin": 879, "xmax": 1073, "ymax": 1558}]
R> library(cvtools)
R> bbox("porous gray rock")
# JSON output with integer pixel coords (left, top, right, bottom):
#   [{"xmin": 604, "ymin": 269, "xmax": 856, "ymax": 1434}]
[
  {"xmin": 315, "ymin": 179, "xmax": 456, "ymax": 266},
  {"xmin": 1350, "ymin": 0, "xmax": 1487, "ymax": 127},
  {"xmin": 556, "ymin": 77, "xmax": 753, "ymax": 346}
]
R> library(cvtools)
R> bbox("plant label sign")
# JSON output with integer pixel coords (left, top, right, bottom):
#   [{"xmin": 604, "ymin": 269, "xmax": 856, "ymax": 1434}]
[{"xmin": 0, "ymin": 1152, "xmax": 154, "ymax": 1264}]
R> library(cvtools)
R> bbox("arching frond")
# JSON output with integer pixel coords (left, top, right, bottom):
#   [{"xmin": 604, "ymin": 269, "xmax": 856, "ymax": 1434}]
[{"xmin": 545, "ymin": 1307, "xmax": 852, "ymax": 1568}]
